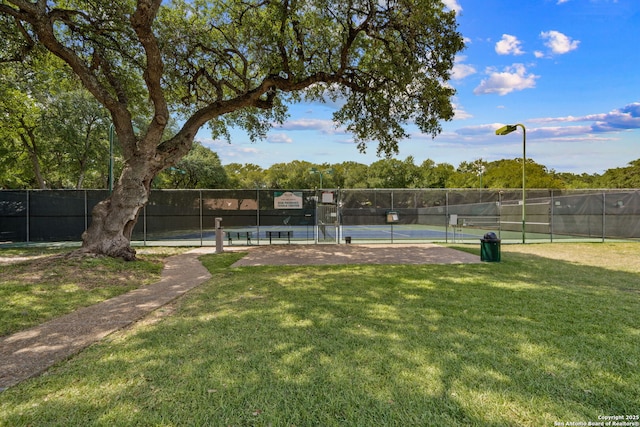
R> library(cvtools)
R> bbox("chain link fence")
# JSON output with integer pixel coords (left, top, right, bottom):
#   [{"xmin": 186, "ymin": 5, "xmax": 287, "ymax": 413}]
[{"xmin": 1, "ymin": 189, "xmax": 639, "ymax": 244}]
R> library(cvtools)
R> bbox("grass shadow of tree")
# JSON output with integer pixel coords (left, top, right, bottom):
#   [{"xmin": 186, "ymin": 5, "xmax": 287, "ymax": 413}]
[{"xmin": 1, "ymin": 251, "xmax": 638, "ymax": 426}]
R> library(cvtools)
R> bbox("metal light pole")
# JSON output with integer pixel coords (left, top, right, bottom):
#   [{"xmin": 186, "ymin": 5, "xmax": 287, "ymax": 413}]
[
  {"xmin": 309, "ymin": 167, "xmax": 323, "ymax": 188},
  {"xmin": 309, "ymin": 167, "xmax": 334, "ymax": 189},
  {"xmin": 495, "ymin": 124, "xmax": 527, "ymax": 243}
]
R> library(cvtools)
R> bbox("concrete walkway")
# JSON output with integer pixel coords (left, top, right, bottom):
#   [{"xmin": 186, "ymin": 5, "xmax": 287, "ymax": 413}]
[{"xmin": 0, "ymin": 249, "xmax": 214, "ymax": 391}]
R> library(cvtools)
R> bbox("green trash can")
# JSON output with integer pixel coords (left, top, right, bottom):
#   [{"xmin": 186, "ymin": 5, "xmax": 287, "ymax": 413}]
[{"xmin": 480, "ymin": 232, "xmax": 501, "ymax": 262}]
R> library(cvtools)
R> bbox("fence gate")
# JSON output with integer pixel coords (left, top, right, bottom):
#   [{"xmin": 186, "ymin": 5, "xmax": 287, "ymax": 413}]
[{"xmin": 316, "ymin": 203, "xmax": 339, "ymax": 243}]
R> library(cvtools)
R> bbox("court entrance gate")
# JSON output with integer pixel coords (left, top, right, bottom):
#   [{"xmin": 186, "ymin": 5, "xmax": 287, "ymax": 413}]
[{"xmin": 316, "ymin": 203, "xmax": 339, "ymax": 243}]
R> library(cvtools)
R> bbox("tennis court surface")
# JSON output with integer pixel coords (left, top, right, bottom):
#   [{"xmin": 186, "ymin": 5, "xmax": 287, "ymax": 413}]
[{"xmin": 229, "ymin": 243, "xmax": 482, "ymax": 267}]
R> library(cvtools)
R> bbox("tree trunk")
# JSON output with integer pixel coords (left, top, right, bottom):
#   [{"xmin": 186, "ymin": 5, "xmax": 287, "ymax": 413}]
[
  {"xmin": 79, "ymin": 157, "xmax": 158, "ymax": 261},
  {"xmin": 19, "ymin": 132, "xmax": 47, "ymax": 189},
  {"xmin": 76, "ymin": 170, "xmax": 85, "ymax": 190},
  {"xmin": 28, "ymin": 149, "xmax": 47, "ymax": 189}
]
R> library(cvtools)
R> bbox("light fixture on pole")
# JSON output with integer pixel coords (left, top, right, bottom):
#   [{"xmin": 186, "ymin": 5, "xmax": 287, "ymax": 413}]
[
  {"xmin": 309, "ymin": 167, "xmax": 322, "ymax": 188},
  {"xmin": 309, "ymin": 167, "xmax": 333, "ymax": 189},
  {"xmin": 495, "ymin": 123, "xmax": 527, "ymax": 244}
]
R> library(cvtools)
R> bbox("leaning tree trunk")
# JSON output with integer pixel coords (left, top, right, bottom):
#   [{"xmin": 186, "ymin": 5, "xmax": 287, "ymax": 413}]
[{"xmin": 79, "ymin": 157, "xmax": 159, "ymax": 260}]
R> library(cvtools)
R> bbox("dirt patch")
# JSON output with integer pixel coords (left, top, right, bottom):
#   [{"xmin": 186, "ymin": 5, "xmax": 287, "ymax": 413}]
[
  {"xmin": 230, "ymin": 243, "xmax": 481, "ymax": 267},
  {"xmin": 0, "ymin": 255, "xmax": 162, "ymax": 290},
  {"xmin": 0, "ymin": 254, "xmax": 51, "ymax": 266}
]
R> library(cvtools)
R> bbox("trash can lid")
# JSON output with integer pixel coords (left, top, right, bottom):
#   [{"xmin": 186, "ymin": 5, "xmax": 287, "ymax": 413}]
[
  {"xmin": 481, "ymin": 232, "xmax": 501, "ymax": 243},
  {"xmin": 483, "ymin": 232, "xmax": 498, "ymax": 240}
]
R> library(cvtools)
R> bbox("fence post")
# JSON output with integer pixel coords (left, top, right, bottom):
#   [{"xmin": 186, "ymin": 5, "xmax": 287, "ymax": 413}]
[
  {"xmin": 256, "ymin": 188, "xmax": 261, "ymax": 245},
  {"xmin": 602, "ymin": 191, "xmax": 606, "ymax": 243},
  {"xmin": 199, "ymin": 190, "xmax": 203, "ymax": 247},
  {"xmin": 550, "ymin": 190, "xmax": 554, "ymax": 243},
  {"xmin": 390, "ymin": 189, "xmax": 394, "ymax": 243},
  {"xmin": 445, "ymin": 190, "xmax": 449, "ymax": 243},
  {"xmin": 498, "ymin": 190, "xmax": 503, "ymax": 238},
  {"xmin": 143, "ymin": 204, "xmax": 147, "ymax": 246},
  {"xmin": 26, "ymin": 190, "xmax": 30, "ymax": 243},
  {"xmin": 84, "ymin": 190, "xmax": 88, "ymax": 233}
]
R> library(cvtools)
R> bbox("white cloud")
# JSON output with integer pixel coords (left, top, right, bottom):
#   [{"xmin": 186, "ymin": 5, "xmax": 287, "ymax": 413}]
[
  {"xmin": 495, "ymin": 34, "xmax": 525, "ymax": 56},
  {"xmin": 196, "ymin": 137, "xmax": 233, "ymax": 148},
  {"xmin": 453, "ymin": 103, "xmax": 473, "ymax": 120},
  {"xmin": 196, "ymin": 137, "xmax": 263, "ymax": 162},
  {"xmin": 452, "ymin": 103, "xmax": 640, "ymax": 154},
  {"xmin": 277, "ymin": 118, "xmax": 343, "ymax": 134},
  {"xmin": 534, "ymin": 51, "xmax": 545, "ymax": 58},
  {"xmin": 556, "ymin": 0, "xmax": 569, "ymax": 4},
  {"xmin": 268, "ymin": 133, "xmax": 293, "ymax": 144},
  {"xmin": 473, "ymin": 64, "xmax": 539, "ymax": 96},
  {"xmin": 456, "ymin": 123, "xmax": 505, "ymax": 136},
  {"xmin": 527, "ymin": 125, "xmax": 594, "ymax": 139},
  {"xmin": 530, "ymin": 103, "xmax": 640, "ymax": 132},
  {"xmin": 540, "ymin": 30, "xmax": 580, "ymax": 55},
  {"xmin": 452, "ymin": 55, "xmax": 477, "ymax": 80},
  {"xmin": 442, "ymin": 0, "xmax": 462, "ymax": 13}
]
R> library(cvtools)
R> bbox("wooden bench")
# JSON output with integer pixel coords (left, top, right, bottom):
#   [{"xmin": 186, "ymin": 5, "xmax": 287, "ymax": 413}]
[
  {"xmin": 226, "ymin": 231, "xmax": 253, "ymax": 245},
  {"xmin": 266, "ymin": 230, "xmax": 292, "ymax": 244}
]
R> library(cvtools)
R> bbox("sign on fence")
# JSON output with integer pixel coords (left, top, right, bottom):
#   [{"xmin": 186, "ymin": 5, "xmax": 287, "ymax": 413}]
[{"xmin": 274, "ymin": 191, "xmax": 303, "ymax": 209}]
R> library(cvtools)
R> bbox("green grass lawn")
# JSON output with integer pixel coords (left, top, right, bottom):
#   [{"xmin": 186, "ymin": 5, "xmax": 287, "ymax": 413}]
[
  {"xmin": 0, "ymin": 248, "xmax": 181, "ymax": 337},
  {"xmin": 1, "ymin": 243, "xmax": 639, "ymax": 426}
]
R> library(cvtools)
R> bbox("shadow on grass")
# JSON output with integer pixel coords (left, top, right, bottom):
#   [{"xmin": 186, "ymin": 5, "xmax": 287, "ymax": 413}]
[
  {"xmin": 1, "ymin": 252, "xmax": 638, "ymax": 426},
  {"xmin": 0, "ymin": 255, "xmax": 164, "ymax": 337}
]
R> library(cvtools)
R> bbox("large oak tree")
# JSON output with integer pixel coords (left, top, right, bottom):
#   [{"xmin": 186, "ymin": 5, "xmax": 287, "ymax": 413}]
[{"xmin": 0, "ymin": 0, "xmax": 464, "ymax": 259}]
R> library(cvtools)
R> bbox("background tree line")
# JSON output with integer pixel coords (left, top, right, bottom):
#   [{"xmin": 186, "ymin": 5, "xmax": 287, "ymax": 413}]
[
  {"xmin": 220, "ymin": 156, "xmax": 640, "ymax": 190},
  {"xmin": 1, "ymin": 55, "xmax": 638, "ymax": 191}
]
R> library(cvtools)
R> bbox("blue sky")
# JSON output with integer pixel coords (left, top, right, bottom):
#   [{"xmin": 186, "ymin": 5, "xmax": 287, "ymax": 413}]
[{"xmin": 197, "ymin": 0, "xmax": 640, "ymax": 174}]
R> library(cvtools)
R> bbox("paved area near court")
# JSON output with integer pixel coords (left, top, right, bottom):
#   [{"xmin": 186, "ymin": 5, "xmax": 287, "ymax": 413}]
[{"xmin": 230, "ymin": 243, "xmax": 481, "ymax": 267}]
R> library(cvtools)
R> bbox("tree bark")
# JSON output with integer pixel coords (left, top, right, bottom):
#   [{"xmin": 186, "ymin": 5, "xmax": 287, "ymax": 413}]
[{"xmin": 79, "ymin": 157, "xmax": 159, "ymax": 260}]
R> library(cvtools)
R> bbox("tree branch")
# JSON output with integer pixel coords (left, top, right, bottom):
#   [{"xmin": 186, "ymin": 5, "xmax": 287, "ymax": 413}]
[{"xmin": 131, "ymin": 0, "xmax": 169, "ymax": 148}]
